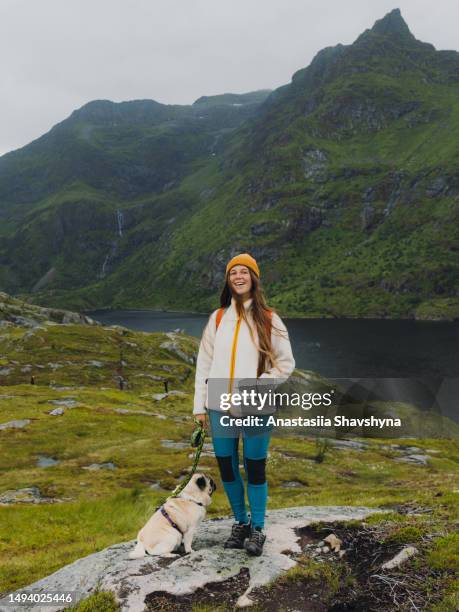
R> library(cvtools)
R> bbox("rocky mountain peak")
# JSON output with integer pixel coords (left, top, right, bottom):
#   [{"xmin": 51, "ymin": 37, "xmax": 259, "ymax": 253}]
[{"xmin": 369, "ymin": 8, "xmax": 414, "ymax": 39}]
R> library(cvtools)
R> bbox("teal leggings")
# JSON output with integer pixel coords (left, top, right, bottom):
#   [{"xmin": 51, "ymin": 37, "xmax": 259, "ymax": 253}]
[{"xmin": 208, "ymin": 410, "xmax": 273, "ymax": 529}]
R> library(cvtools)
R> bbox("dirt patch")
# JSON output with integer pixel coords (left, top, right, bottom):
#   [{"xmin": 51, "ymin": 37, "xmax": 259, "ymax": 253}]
[
  {"xmin": 392, "ymin": 501, "xmax": 435, "ymax": 515},
  {"xmin": 251, "ymin": 521, "xmax": 451, "ymax": 611},
  {"xmin": 132, "ymin": 555, "xmax": 179, "ymax": 575},
  {"xmin": 298, "ymin": 521, "xmax": 401, "ymax": 569},
  {"xmin": 251, "ymin": 577, "xmax": 328, "ymax": 611},
  {"xmin": 144, "ymin": 567, "xmax": 250, "ymax": 611},
  {"xmin": 142, "ymin": 521, "xmax": 452, "ymax": 611}
]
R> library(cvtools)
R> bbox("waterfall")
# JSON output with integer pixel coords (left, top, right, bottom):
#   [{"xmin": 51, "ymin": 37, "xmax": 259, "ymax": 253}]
[
  {"xmin": 101, "ymin": 253, "xmax": 110, "ymax": 276},
  {"xmin": 117, "ymin": 209, "xmax": 124, "ymax": 237},
  {"xmin": 99, "ymin": 210, "xmax": 123, "ymax": 278}
]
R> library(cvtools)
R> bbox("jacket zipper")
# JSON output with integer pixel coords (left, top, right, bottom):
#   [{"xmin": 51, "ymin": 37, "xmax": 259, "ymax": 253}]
[{"xmin": 228, "ymin": 315, "xmax": 242, "ymax": 394}]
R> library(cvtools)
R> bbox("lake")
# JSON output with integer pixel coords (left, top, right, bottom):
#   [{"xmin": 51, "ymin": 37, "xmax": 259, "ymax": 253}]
[{"xmin": 86, "ymin": 309, "xmax": 459, "ymax": 422}]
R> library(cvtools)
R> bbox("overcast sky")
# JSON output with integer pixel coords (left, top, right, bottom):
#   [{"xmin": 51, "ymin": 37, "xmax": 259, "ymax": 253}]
[{"xmin": 0, "ymin": 0, "xmax": 458, "ymax": 156}]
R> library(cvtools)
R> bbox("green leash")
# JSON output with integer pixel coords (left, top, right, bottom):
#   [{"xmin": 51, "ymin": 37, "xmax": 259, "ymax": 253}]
[{"xmin": 157, "ymin": 419, "xmax": 207, "ymax": 507}]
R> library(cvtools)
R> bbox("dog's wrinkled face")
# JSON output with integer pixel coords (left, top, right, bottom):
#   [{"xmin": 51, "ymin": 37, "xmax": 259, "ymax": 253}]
[{"xmin": 194, "ymin": 473, "xmax": 217, "ymax": 496}]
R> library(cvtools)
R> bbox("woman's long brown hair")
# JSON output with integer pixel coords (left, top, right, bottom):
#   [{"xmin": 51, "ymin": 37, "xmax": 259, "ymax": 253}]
[{"xmin": 220, "ymin": 268, "xmax": 285, "ymax": 377}]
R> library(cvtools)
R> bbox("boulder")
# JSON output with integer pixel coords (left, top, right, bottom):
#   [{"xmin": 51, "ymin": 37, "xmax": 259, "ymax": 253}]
[
  {"xmin": 382, "ymin": 546, "xmax": 418, "ymax": 570},
  {"xmin": 0, "ymin": 487, "xmax": 56, "ymax": 505},
  {"xmin": 160, "ymin": 334, "xmax": 195, "ymax": 365},
  {"xmin": 0, "ymin": 419, "xmax": 31, "ymax": 431}
]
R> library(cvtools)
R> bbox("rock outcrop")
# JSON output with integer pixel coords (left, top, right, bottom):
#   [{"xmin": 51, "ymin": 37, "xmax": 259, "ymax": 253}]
[
  {"xmin": 0, "ymin": 505, "xmax": 384, "ymax": 612},
  {"xmin": 0, "ymin": 292, "xmax": 98, "ymax": 328}
]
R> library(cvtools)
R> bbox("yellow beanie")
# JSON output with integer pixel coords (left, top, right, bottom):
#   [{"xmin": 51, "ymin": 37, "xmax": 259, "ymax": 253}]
[{"xmin": 226, "ymin": 253, "xmax": 260, "ymax": 278}]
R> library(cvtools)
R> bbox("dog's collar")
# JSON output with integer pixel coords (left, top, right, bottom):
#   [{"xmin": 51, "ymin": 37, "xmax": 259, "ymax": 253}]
[
  {"xmin": 177, "ymin": 492, "xmax": 205, "ymax": 507},
  {"xmin": 159, "ymin": 505, "xmax": 184, "ymax": 535}
]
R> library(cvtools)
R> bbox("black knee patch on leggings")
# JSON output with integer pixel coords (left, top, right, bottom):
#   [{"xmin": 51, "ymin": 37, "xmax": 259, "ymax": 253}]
[
  {"xmin": 246, "ymin": 458, "xmax": 266, "ymax": 485},
  {"xmin": 216, "ymin": 455, "xmax": 235, "ymax": 482}
]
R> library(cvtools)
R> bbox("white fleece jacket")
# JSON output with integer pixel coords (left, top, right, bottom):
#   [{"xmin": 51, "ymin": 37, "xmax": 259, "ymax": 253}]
[{"xmin": 193, "ymin": 297, "xmax": 295, "ymax": 415}]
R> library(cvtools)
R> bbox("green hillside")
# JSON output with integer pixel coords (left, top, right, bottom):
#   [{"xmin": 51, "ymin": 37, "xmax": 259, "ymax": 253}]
[{"xmin": 0, "ymin": 9, "xmax": 458, "ymax": 319}]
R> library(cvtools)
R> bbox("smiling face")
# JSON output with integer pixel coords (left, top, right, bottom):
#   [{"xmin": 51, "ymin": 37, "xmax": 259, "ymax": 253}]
[{"xmin": 228, "ymin": 265, "xmax": 253, "ymax": 300}]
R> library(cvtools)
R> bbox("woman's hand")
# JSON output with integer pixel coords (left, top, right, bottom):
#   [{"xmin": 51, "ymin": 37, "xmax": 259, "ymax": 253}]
[{"xmin": 194, "ymin": 413, "xmax": 208, "ymax": 431}]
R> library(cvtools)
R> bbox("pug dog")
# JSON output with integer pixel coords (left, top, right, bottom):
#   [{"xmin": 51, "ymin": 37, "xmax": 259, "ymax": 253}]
[{"xmin": 129, "ymin": 473, "xmax": 216, "ymax": 558}]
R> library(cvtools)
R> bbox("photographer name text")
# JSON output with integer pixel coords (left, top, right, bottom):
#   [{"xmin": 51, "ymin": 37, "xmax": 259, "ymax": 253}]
[{"xmin": 219, "ymin": 415, "xmax": 402, "ymax": 429}]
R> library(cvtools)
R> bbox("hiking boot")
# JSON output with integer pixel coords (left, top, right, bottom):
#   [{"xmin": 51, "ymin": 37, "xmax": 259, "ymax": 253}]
[
  {"xmin": 244, "ymin": 526, "xmax": 266, "ymax": 556},
  {"xmin": 224, "ymin": 521, "xmax": 251, "ymax": 549}
]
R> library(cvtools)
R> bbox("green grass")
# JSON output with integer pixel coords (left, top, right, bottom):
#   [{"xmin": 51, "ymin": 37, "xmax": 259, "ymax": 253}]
[
  {"xmin": 383, "ymin": 525, "xmax": 428, "ymax": 544},
  {"xmin": 270, "ymin": 555, "xmax": 349, "ymax": 601},
  {"xmin": 66, "ymin": 589, "xmax": 120, "ymax": 611},
  {"xmin": 1, "ymin": 490, "xmax": 157, "ymax": 594},
  {"xmin": 428, "ymin": 533, "xmax": 459, "ymax": 572}
]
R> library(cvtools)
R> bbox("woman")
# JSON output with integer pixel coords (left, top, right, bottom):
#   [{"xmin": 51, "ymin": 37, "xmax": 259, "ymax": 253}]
[{"xmin": 193, "ymin": 253, "xmax": 295, "ymax": 556}]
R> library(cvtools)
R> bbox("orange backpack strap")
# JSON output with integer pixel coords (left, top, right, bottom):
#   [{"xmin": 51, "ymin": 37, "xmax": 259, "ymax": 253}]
[
  {"xmin": 215, "ymin": 307, "xmax": 226, "ymax": 331},
  {"xmin": 266, "ymin": 309, "xmax": 273, "ymax": 337}
]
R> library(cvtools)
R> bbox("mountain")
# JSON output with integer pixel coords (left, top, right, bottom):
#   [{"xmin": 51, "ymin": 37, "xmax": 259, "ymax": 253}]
[
  {"xmin": 0, "ymin": 91, "xmax": 270, "ymax": 297},
  {"xmin": 0, "ymin": 8, "xmax": 458, "ymax": 319},
  {"xmin": 0, "ymin": 92, "xmax": 269, "ymax": 215}
]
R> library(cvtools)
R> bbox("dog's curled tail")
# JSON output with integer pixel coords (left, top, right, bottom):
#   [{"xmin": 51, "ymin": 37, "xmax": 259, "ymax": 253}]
[{"xmin": 129, "ymin": 540, "xmax": 146, "ymax": 559}]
